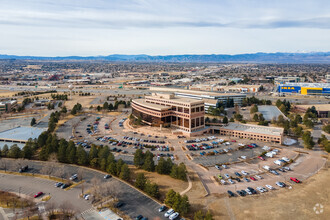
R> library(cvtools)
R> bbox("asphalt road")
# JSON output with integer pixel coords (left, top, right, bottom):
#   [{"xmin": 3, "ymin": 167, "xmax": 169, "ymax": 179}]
[{"xmin": 0, "ymin": 158, "xmax": 167, "ymax": 220}]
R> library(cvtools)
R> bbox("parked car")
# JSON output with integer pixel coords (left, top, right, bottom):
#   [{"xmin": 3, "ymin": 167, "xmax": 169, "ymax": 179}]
[
  {"xmin": 222, "ymin": 165, "xmax": 228, "ymax": 169},
  {"xmin": 266, "ymin": 184, "xmax": 275, "ymax": 190},
  {"xmin": 244, "ymin": 178, "xmax": 250, "ymax": 182},
  {"xmin": 54, "ymin": 182, "xmax": 63, "ymax": 187},
  {"xmin": 136, "ymin": 215, "xmax": 143, "ymax": 220},
  {"xmin": 290, "ymin": 177, "xmax": 301, "ymax": 183},
  {"xmin": 245, "ymin": 188, "xmax": 252, "ymax": 195},
  {"xmin": 69, "ymin": 174, "xmax": 78, "ymax": 181},
  {"xmin": 250, "ymin": 176, "xmax": 256, "ymax": 181},
  {"xmin": 241, "ymin": 170, "xmax": 248, "ymax": 175},
  {"xmin": 224, "ymin": 174, "xmax": 230, "ymax": 178},
  {"xmin": 276, "ymin": 181, "xmax": 286, "ymax": 188},
  {"xmin": 283, "ymin": 166, "xmax": 291, "ymax": 171},
  {"xmin": 104, "ymin": 174, "xmax": 112, "ymax": 179},
  {"xmin": 234, "ymin": 172, "xmax": 242, "ymax": 177},
  {"xmin": 61, "ymin": 184, "xmax": 69, "ymax": 189},
  {"xmin": 258, "ymin": 156, "xmax": 265, "ymax": 161},
  {"xmin": 165, "ymin": 209, "xmax": 175, "ymax": 218},
  {"xmin": 158, "ymin": 205, "xmax": 166, "ymax": 212},
  {"xmin": 34, "ymin": 192, "xmax": 43, "ymax": 198},
  {"xmin": 169, "ymin": 212, "xmax": 179, "ymax": 220},
  {"xmin": 255, "ymin": 175, "xmax": 262, "ymax": 179},
  {"xmin": 115, "ymin": 202, "xmax": 125, "ymax": 208},
  {"xmin": 215, "ymin": 165, "xmax": 221, "ymax": 170},
  {"xmin": 282, "ymin": 157, "xmax": 290, "ymax": 162},
  {"xmin": 227, "ymin": 190, "xmax": 235, "ymax": 197},
  {"xmin": 270, "ymin": 170, "xmax": 279, "ymax": 175},
  {"xmin": 228, "ymin": 179, "xmax": 235, "ymax": 184}
]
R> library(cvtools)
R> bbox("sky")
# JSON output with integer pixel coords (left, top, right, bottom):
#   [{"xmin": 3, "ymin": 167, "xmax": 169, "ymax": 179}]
[{"xmin": 1, "ymin": 0, "xmax": 330, "ymax": 56}]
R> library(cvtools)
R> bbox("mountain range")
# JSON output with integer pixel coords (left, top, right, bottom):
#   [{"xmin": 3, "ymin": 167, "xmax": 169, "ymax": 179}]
[{"xmin": 0, "ymin": 52, "xmax": 330, "ymax": 63}]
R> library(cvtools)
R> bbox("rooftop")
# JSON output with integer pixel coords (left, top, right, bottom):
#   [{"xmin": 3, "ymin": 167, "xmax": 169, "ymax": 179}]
[
  {"xmin": 222, "ymin": 123, "xmax": 284, "ymax": 136},
  {"xmin": 279, "ymin": 83, "xmax": 330, "ymax": 88},
  {"xmin": 296, "ymin": 104, "xmax": 330, "ymax": 111},
  {"xmin": 0, "ymin": 126, "xmax": 47, "ymax": 142},
  {"xmin": 149, "ymin": 87, "xmax": 246, "ymax": 97},
  {"xmin": 133, "ymin": 99, "xmax": 171, "ymax": 111},
  {"xmin": 146, "ymin": 93, "xmax": 204, "ymax": 104}
]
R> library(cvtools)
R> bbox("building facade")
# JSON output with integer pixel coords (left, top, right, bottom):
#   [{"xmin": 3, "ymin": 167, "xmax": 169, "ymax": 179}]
[
  {"xmin": 149, "ymin": 87, "xmax": 247, "ymax": 111},
  {"xmin": 274, "ymin": 76, "xmax": 305, "ymax": 84},
  {"xmin": 277, "ymin": 83, "xmax": 330, "ymax": 96},
  {"xmin": 212, "ymin": 123, "xmax": 284, "ymax": 144},
  {"xmin": 132, "ymin": 93, "xmax": 206, "ymax": 136},
  {"xmin": 0, "ymin": 100, "xmax": 17, "ymax": 113}
]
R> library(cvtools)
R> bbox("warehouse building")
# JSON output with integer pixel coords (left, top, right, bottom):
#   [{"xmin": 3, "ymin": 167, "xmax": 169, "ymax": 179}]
[
  {"xmin": 132, "ymin": 93, "xmax": 207, "ymax": 136},
  {"xmin": 277, "ymin": 83, "xmax": 330, "ymax": 96},
  {"xmin": 294, "ymin": 104, "xmax": 330, "ymax": 118}
]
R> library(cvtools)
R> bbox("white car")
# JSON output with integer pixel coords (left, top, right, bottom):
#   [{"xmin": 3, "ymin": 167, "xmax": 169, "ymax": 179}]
[
  {"xmin": 69, "ymin": 174, "xmax": 78, "ymax": 181},
  {"xmin": 256, "ymin": 187, "xmax": 264, "ymax": 193},
  {"xmin": 245, "ymin": 188, "xmax": 252, "ymax": 195},
  {"xmin": 274, "ymin": 160, "xmax": 283, "ymax": 166},
  {"xmin": 262, "ymin": 146, "xmax": 270, "ymax": 151},
  {"xmin": 261, "ymin": 187, "xmax": 268, "ymax": 192},
  {"xmin": 276, "ymin": 181, "xmax": 285, "ymax": 188},
  {"xmin": 255, "ymin": 175, "xmax": 262, "ymax": 179},
  {"xmin": 241, "ymin": 170, "xmax": 248, "ymax": 175},
  {"xmin": 263, "ymin": 165, "xmax": 270, "ymax": 170},
  {"xmin": 266, "ymin": 184, "xmax": 275, "ymax": 190},
  {"xmin": 283, "ymin": 166, "xmax": 291, "ymax": 171},
  {"xmin": 266, "ymin": 152, "xmax": 274, "ymax": 158},
  {"xmin": 220, "ymin": 179, "xmax": 227, "ymax": 185},
  {"xmin": 273, "ymin": 149, "xmax": 279, "ymax": 153},
  {"xmin": 228, "ymin": 179, "xmax": 235, "ymax": 184},
  {"xmin": 224, "ymin": 149, "xmax": 229, "ymax": 153},
  {"xmin": 224, "ymin": 174, "xmax": 230, "ymax": 178},
  {"xmin": 222, "ymin": 164, "xmax": 228, "ymax": 169},
  {"xmin": 240, "ymin": 155, "xmax": 247, "ymax": 160},
  {"xmin": 282, "ymin": 157, "xmax": 290, "ymax": 162},
  {"xmin": 164, "ymin": 209, "xmax": 174, "ymax": 218},
  {"xmin": 215, "ymin": 165, "xmax": 221, "ymax": 170},
  {"xmin": 238, "ymin": 143, "xmax": 245, "ymax": 146},
  {"xmin": 169, "ymin": 212, "xmax": 179, "ymax": 220}
]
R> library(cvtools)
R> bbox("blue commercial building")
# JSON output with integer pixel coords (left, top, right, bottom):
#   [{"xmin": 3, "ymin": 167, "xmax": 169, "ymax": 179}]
[{"xmin": 277, "ymin": 83, "xmax": 330, "ymax": 96}]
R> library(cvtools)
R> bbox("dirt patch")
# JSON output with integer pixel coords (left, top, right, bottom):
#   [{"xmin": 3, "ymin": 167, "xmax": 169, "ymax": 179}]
[{"xmin": 64, "ymin": 95, "xmax": 95, "ymax": 109}]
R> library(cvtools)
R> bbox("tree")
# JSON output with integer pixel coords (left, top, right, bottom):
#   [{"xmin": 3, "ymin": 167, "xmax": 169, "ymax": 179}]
[
  {"xmin": 144, "ymin": 181, "xmax": 160, "ymax": 199},
  {"xmin": 164, "ymin": 189, "xmax": 176, "ymax": 207},
  {"xmin": 116, "ymin": 159, "xmax": 124, "ymax": 176},
  {"xmin": 8, "ymin": 145, "xmax": 22, "ymax": 158},
  {"xmin": 22, "ymin": 144, "xmax": 33, "ymax": 159},
  {"xmin": 302, "ymin": 131, "xmax": 315, "ymax": 150},
  {"xmin": 323, "ymin": 124, "xmax": 330, "ymax": 134},
  {"xmin": 30, "ymin": 118, "xmax": 36, "ymax": 126},
  {"xmin": 76, "ymin": 146, "xmax": 88, "ymax": 165},
  {"xmin": 119, "ymin": 164, "xmax": 130, "ymax": 181},
  {"xmin": 1, "ymin": 144, "xmax": 9, "ymax": 157},
  {"xmin": 229, "ymin": 117, "xmax": 234, "ymax": 122},
  {"xmin": 253, "ymin": 114, "xmax": 259, "ymax": 122},
  {"xmin": 135, "ymin": 173, "xmax": 147, "ymax": 189},
  {"xmin": 222, "ymin": 116, "xmax": 228, "ymax": 124},
  {"xmin": 134, "ymin": 149, "xmax": 145, "ymax": 168},
  {"xmin": 156, "ymin": 157, "xmax": 167, "ymax": 174},
  {"xmin": 103, "ymin": 102, "xmax": 109, "ymax": 110},
  {"xmin": 250, "ymin": 105, "xmax": 258, "ymax": 114},
  {"xmin": 143, "ymin": 154, "xmax": 155, "ymax": 172}
]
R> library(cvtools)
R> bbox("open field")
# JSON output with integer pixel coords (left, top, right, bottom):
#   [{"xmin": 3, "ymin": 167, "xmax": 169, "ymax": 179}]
[
  {"xmin": 128, "ymin": 165, "xmax": 188, "ymax": 201},
  {"xmin": 0, "ymin": 90, "xmax": 17, "ymax": 97},
  {"xmin": 64, "ymin": 95, "xmax": 95, "ymax": 109}
]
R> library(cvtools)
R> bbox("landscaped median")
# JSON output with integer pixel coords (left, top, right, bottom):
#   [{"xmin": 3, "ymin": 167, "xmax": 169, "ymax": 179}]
[
  {"xmin": 0, "ymin": 170, "xmax": 63, "ymax": 183},
  {"xmin": 64, "ymin": 180, "xmax": 85, "ymax": 191}
]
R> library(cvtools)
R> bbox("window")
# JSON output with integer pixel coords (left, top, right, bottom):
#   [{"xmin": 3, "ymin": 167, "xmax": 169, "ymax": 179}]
[{"xmin": 200, "ymin": 106, "xmax": 204, "ymax": 111}]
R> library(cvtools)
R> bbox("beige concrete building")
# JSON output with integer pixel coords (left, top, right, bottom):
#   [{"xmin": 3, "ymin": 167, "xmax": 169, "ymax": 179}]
[
  {"xmin": 213, "ymin": 123, "xmax": 284, "ymax": 144},
  {"xmin": 132, "ymin": 93, "xmax": 207, "ymax": 136},
  {"xmin": 0, "ymin": 100, "xmax": 17, "ymax": 113}
]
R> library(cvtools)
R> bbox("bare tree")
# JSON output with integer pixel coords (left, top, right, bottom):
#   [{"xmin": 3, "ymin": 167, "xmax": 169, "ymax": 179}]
[
  {"xmin": 77, "ymin": 167, "xmax": 84, "ymax": 181},
  {"xmin": 59, "ymin": 201, "xmax": 75, "ymax": 217},
  {"xmin": 45, "ymin": 201, "xmax": 57, "ymax": 216},
  {"xmin": 53, "ymin": 165, "xmax": 66, "ymax": 181},
  {"xmin": 40, "ymin": 162, "xmax": 56, "ymax": 177},
  {"xmin": 0, "ymin": 158, "xmax": 7, "ymax": 172}
]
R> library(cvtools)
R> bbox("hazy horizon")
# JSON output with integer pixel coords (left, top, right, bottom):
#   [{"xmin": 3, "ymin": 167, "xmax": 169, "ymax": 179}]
[{"xmin": 1, "ymin": 0, "xmax": 330, "ymax": 56}]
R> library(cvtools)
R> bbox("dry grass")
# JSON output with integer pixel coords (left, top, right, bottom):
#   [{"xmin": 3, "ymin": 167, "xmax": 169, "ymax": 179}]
[
  {"xmin": 0, "ymin": 191, "xmax": 34, "ymax": 208},
  {"xmin": 128, "ymin": 165, "xmax": 188, "ymax": 201},
  {"xmin": 0, "ymin": 90, "xmax": 17, "ymax": 97},
  {"xmin": 64, "ymin": 95, "xmax": 95, "ymax": 109}
]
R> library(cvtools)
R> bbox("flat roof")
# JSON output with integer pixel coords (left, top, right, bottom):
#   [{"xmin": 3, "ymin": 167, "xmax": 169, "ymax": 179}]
[
  {"xmin": 145, "ymin": 94, "xmax": 204, "ymax": 104},
  {"xmin": 222, "ymin": 123, "xmax": 284, "ymax": 136},
  {"xmin": 296, "ymin": 104, "xmax": 330, "ymax": 111},
  {"xmin": 133, "ymin": 99, "xmax": 171, "ymax": 111},
  {"xmin": 149, "ymin": 87, "xmax": 246, "ymax": 97},
  {"xmin": 279, "ymin": 83, "xmax": 330, "ymax": 88},
  {"xmin": 0, "ymin": 126, "xmax": 46, "ymax": 142}
]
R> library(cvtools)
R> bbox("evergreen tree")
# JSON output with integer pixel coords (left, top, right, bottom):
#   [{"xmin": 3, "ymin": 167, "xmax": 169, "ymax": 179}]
[
  {"xmin": 156, "ymin": 157, "xmax": 167, "ymax": 174},
  {"xmin": 134, "ymin": 149, "xmax": 145, "ymax": 168},
  {"xmin": 8, "ymin": 145, "xmax": 22, "ymax": 158},
  {"xmin": 30, "ymin": 118, "xmax": 36, "ymax": 126},
  {"xmin": 88, "ymin": 146, "xmax": 98, "ymax": 164},
  {"xmin": 1, "ymin": 144, "xmax": 9, "ymax": 157},
  {"xmin": 76, "ymin": 145, "xmax": 88, "ymax": 165},
  {"xmin": 22, "ymin": 144, "xmax": 33, "ymax": 159},
  {"xmin": 135, "ymin": 173, "xmax": 147, "ymax": 189},
  {"xmin": 144, "ymin": 181, "xmax": 160, "ymax": 199},
  {"xmin": 143, "ymin": 152, "xmax": 155, "ymax": 172},
  {"xmin": 116, "ymin": 159, "xmax": 124, "ymax": 176},
  {"xmin": 119, "ymin": 164, "xmax": 130, "ymax": 181},
  {"xmin": 165, "ymin": 189, "xmax": 176, "ymax": 207},
  {"xmin": 222, "ymin": 116, "xmax": 228, "ymax": 124},
  {"xmin": 107, "ymin": 162, "xmax": 117, "ymax": 175}
]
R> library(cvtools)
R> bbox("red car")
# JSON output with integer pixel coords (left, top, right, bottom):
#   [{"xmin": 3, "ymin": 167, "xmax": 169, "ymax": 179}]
[
  {"xmin": 34, "ymin": 192, "xmax": 43, "ymax": 198},
  {"xmin": 290, "ymin": 177, "xmax": 301, "ymax": 183},
  {"xmin": 250, "ymin": 176, "xmax": 256, "ymax": 181},
  {"xmin": 231, "ymin": 140, "xmax": 237, "ymax": 142},
  {"xmin": 258, "ymin": 156, "xmax": 265, "ymax": 161},
  {"xmin": 247, "ymin": 145, "xmax": 253, "ymax": 148}
]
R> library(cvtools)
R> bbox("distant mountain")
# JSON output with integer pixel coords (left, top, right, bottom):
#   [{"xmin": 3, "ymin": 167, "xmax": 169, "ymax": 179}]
[{"xmin": 0, "ymin": 52, "xmax": 330, "ymax": 63}]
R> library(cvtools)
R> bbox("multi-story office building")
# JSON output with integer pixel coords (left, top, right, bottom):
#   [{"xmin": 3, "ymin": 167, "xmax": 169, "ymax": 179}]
[
  {"xmin": 149, "ymin": 87, "xmax": 247, "ymax": 110},
  {"xmin": 214, "ymin": 123, "xmax": 284, "ymax": 144},
  {"xmin": 0, "ymin": 100, "xmax": 17, "ymax": 113},
  {"xmin": 274, "ymin": 76, "xmax": 305, "ymax": 84},
  {"xmin": 132, "ymin": 93, "xmax": 206, "ymax": 136}
]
